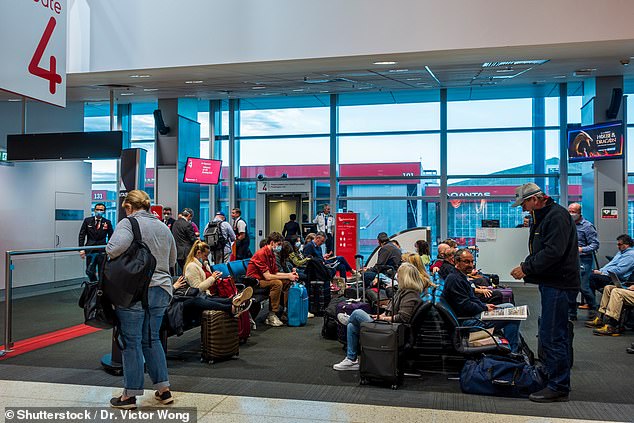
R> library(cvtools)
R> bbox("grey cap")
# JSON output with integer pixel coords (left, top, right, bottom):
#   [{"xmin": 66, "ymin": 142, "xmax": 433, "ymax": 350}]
[{"xmin": 511, "ymin": 183, "xmax": 543, "ymax": 207}]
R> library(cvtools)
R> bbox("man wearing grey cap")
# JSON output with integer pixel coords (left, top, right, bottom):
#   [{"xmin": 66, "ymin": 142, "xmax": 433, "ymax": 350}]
[{"xmin": 509, "ymin": 183, "xmax": 579, "ymax": 403}]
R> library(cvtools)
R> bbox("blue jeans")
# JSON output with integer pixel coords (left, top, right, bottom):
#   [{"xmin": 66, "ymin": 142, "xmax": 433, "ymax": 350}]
[
  {"xmin": 539, "ymin": 285, "xmax": 577, "ymax": 394},
  {"xmin": 462, "ymin": 318, "xmax": 521, "ymax": 353},
  {"xmin": 115, "ymin": 287, "xmax": 171, "ymax": 397},
  {"xmin": 85, "ymin": 252, "xmax": 105, "ymax": 282},
  {"xmin": 346, "ymin": 309, "xmax": 374, "ymax": 360}
]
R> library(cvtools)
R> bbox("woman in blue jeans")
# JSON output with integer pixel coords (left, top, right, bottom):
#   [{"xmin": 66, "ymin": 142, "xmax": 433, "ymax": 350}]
[
  {"xmin": 333, "ymin": 262, "xmax": 426, "ymax": 371},
  {"xmin": 106, "ymin": 190, "xmax": 177, "ymax": 409}
]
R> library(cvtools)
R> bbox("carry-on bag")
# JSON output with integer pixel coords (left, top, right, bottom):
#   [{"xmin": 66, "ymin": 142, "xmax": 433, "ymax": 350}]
[
  {"xmin": 336, "ymin": 300, "xmax": 372, "ymax": 345},
  {"xmin": 322, "ymin": 296, "xmax": 347, "ymax": 340},
  {"xmin": 288, "ymin": 282, "xmax": 309, "ymax": 327},
  {"xmin": 309, "ymin": 281, "xmax": 331, "ymax": 316},
  {"xmin": 201, "ymin": 310, "xmax": 239, "ymax": 363},
  {"xmin": 359, "ymin": 265, "xmax": 404, "ymax": 389},
  {"xmin": 460, "ymin": 354, "xmax": 545, "ymax": 398},
  {"xmin": 237, "ymin": 310, "xmax": 251, "ymax": 343}
]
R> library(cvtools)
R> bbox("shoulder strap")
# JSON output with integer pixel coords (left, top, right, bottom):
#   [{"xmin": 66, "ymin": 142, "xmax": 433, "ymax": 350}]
[{"xmin": 127, "ymin": 216, "xmax": 142, "ymax": 242}]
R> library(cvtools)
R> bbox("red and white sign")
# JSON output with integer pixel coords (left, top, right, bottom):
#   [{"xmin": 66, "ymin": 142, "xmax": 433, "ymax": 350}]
[
  {"xmin": 183, "ymin": 158, "xmax": 222, "ymax": 185},
  {"xmin": 0, "ymin": 0, "xmax": 67, "ymax": 107},
  {"xmin": 336, "ymin": 213, "xmax": 359, "ymax": 272},
  {"xmin": 150, "ymin": 205, "xmax": 163, "ymax": 220},
  {"xmin": 601, "ymin": 208, "xmax": 618, "ymax": 219}
]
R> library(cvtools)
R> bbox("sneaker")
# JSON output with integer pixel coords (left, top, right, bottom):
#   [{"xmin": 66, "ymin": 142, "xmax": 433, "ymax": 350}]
[
  {"xmin": 154, "ymin": 390, "xmax": 174, "ymax": 405},
  {"xmin": 265, "ymin": 312, "xmax": 283, "ymax": 327},
  {"xmin": 584, "ymin": 316, "xmax": 603, "ymax": 328},
  {"xmin": 307, "ymin": 312, "xmax": 315, "ymax": 319},
  {"xmin": 529, "ymin": 387, "xmax": 569, "ymax": 403},
  {"xmin": 232, "ymin": 286, "xmax": 253, "ymax": 307},
  {"xmin": 110, "ymin": 396, "xmax": 137, "ymax": 409},
  {"xmin": 337, "ymin": 313, "xmax": 350, "ymax": 326},
  {"xmin": 250, "ymin": 316, "xmax": 257, "ymax": 330},
  {"xmin": 333, "ymin": 357, "xmax": 359, "ymax": 371},
  {"xmin": 233, "ymin": 299, "xmax": 254, "ymax": 318},
  {"xmin": 593, "ymin": 324, "xmax": 621, "ymax": 336}
]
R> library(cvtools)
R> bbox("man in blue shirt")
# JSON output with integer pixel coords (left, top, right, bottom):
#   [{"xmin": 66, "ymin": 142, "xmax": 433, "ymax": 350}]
[
  {"xmin": 568, "ymin": 203, "xmax": 600, "ymax": 319},
  {"xmin": 589, "ymin": 234, "xmax": 634, "ymax": 304}
]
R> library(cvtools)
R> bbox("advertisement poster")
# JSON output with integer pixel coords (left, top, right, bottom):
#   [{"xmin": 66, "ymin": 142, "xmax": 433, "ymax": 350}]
[{"xmin": 568, "ymin": 121, "xmax": 624, "ymax": 162}]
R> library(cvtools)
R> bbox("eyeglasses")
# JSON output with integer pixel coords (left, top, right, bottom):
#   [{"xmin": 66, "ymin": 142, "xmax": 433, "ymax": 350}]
[{"xmin": 459, "ymin": 259, "xmax": 475, "ymax": 264}]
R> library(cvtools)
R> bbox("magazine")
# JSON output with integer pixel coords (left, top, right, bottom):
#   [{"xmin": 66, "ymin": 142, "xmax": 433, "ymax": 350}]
[{"xmin": 480, "ymin": 304, "xmax": 528, "ymax": 321}]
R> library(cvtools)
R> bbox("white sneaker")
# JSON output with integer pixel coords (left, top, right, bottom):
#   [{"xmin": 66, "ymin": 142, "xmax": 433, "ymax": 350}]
[
  {"xmin": 337, "ymin": 313, "xmax": 350, "ymax": 326},
  {"xmin": 250, "ymin": 316, "xmax": 257, "ymax": 330},
  {"xmin": 333, "ymin": 357, "xmax": 359, "ymax": 371},
  {"xmin": 265, "ymin": 313, "xmax": 284, "ymax": 327},
  {"xmin": 307, "ymin": 312, "xmax": 315, "ymax": 318}
]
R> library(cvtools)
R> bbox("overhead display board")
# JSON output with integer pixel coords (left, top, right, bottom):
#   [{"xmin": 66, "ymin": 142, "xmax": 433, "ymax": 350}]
[{"xmin": 0, "ymin": 0, "xmax": 67, "ymax": 107}]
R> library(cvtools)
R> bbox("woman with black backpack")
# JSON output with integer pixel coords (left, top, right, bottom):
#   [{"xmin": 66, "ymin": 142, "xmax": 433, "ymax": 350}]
[{"xmin": 106, "ymin": 190, "xmax": 177, "ymax": 409}]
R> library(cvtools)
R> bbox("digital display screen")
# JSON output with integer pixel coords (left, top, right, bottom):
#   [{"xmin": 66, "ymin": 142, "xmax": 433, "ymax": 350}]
[
  {"xmin": 568, "ymin": 121, "xmax": 624, "ymax": 163},
  {"xmin": 183, "ymin": 157, "xmax": 222, "ymax": 185}
]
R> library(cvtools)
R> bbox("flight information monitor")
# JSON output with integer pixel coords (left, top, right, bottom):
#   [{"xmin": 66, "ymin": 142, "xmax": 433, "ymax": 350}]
[{"xmin": 183, "ymin": 157, "xmax": 222, "ymax": 185}]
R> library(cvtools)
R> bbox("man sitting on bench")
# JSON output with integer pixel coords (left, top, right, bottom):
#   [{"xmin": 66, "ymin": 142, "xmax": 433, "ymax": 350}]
[{"xmin": 246, "ymin": 232, "xmax": 300, "ymax": 327}]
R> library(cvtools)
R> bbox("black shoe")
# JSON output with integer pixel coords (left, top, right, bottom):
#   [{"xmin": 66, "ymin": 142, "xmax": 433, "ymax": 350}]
[
  {"xmin": 626, "ymin": 347, "xmax": 634, "ymax": 354},
  {"xmin": 154, "ymin": 390, "xmax": 174, "ymax": 405},
  {"xmin": 529, "ymin": 387, "xmax": 569, "ymax": 403},
  {"xmin": 110, "ymin": 396, "xmax": 137, "ymax": 409}
]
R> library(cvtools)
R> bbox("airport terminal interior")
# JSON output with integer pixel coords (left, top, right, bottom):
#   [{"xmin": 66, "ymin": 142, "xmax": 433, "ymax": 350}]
[{"xmin": 1, "ymin": 1, "xmax": 634, "ymax": 422}]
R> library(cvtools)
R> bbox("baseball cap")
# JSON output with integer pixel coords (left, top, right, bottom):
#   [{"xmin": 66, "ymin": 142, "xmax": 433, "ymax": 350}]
[
  {"xmin": 215, "ymin": 211, "xmax": 226, "ymax": 217},
  {"xmin": 511, "ymin": 183, "xmax": 543, "ymax": 207}
]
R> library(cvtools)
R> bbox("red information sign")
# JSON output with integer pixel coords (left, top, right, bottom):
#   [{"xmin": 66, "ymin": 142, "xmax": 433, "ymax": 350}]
[
  {"xmin": 150, "ymin": 205, "xmax": 163, "ymax": 220},
  {"xmin": 336, "ymin": 213, "xmax": 359, "ymax": 271}
]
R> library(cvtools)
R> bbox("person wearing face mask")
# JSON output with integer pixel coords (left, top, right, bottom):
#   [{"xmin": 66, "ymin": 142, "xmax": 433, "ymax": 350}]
[
  {"xmin": 246, "ymin": 232, "xmax": 300, "ymax": 327},
  {"xmin": 567, "ymin": 202, "xmax": 599, "ymax": 320},
  {"xmin": 289, "ymin": 235, "xmax": 311, "ymax": 268},
  {"xmin": 79, "ymin": 202, "xmax": 114, "ymax": 282}
]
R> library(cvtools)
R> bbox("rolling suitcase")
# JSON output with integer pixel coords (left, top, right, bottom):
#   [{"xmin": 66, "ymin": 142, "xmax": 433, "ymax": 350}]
[
  {"xmin": 201, "ymin": 310, "xmax": 239, "ymax": 363},
  {"xmin": 322, "ymin": 296, "xmax": 347, "ymax": 339},
  {"xmin": 309, "ymin": 281, "xmax": 331, "ymax": 316},
  {"xmin": 237, "ymin": 310, "xmax": 251, "ymax": 343},
  {"xmin": 288, "ymin": 282, "xmax": 309, "ymax": 327},
  {"xmin": 359, "ymin": 265, "xmax": 404, "ymax": 389}
]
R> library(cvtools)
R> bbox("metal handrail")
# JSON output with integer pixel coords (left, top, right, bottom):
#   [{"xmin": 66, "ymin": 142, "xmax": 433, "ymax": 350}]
[{"xmin": 1, "ymin": 245, "xmax": 106, "ymax": 357}]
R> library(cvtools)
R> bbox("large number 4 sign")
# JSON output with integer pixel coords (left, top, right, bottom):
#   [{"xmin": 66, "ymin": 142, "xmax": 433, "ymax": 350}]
[{"xmin": 28, "ymin": 17, "xmax": 62, "ymax": 95}]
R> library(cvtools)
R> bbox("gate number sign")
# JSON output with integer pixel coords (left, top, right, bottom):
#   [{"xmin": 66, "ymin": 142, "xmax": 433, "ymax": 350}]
[{"xmin": 0, "ymin": 0, "xmax": 67, "ymax": 107}]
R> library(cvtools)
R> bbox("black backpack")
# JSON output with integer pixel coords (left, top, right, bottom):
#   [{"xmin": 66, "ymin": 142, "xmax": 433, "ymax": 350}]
[
  {"xmin": 204, "ymin": 221, "xmax": 227, "ymax": 250},
  {"xmin": 102, "ymin": 217, "xmax": 157, "ymax": 308}
]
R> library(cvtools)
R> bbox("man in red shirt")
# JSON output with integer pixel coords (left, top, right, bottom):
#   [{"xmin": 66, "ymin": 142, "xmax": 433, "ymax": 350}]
[{"xmin": 247, "ymin": 232, "xmax": 299, "ymax": 326}]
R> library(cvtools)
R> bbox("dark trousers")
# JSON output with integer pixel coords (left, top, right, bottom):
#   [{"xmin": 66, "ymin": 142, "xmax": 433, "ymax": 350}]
[
  {"xmin": 85, "ymin": 252, "xmax": 105, "ymax": 282},
  {"xmin": 235, "ymin": 237, "xmax": 252, "ymax": 260},
  {"xmin": 589, "ymin": 273, "xmax": 611, "ymax": 304},
  {"xmin": 539, "ymin": 285, "xmax": 577, "ymax": 394},
  {"xmin": 325, "ymin": 233, "xmax": 334, "ymax": 255}
]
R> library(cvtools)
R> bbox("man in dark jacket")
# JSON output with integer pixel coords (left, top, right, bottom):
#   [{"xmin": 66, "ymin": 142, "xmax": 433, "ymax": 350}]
[
  {"xmin": 78, "ymin": 203, "xmax": 113, "ymax": 281},
  {"xmin": 510, "ymin": 183, "xmax": 579, "ymax": 403},
  {"xmin": 362, "ymin": 232, "xmax": 403, "ymax": 287},
  {"xmin": 171, "ymin": 208, "xmax": 198, "ymax": 273}
]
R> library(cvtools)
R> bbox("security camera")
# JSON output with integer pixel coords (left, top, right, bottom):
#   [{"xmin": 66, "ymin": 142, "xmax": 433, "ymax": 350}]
[
  {"xmin": 281, "ymin": 173, "xmax": 288, "ymax": 179},
  {"xmin": 620, "ymin": 58, "xmax": 630, "ymax": 66},
  {"xmin": 257, "ymin": 174, "xmax": 265, "ymax": 180}
]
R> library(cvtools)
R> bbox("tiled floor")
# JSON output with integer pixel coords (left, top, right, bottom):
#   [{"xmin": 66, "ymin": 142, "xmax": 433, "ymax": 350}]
[{"xmin": 0, "ymin": 380, "xmax": 619, "ymax": 423}]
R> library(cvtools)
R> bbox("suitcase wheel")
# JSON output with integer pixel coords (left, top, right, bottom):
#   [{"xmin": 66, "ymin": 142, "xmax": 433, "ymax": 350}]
[
  {"xmin": 359, "ymin": 378, "xmax": 368, "ymax": 385},
  {"xmin": 391, "ymin": 384, "xmax": 398, "ymax": 390}
]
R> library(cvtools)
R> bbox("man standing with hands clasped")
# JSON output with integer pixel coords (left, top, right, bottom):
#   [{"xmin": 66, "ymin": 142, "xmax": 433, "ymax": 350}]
[{"xmin": 510, "ymin": 183, "xmax": 579, "ymax": 403}]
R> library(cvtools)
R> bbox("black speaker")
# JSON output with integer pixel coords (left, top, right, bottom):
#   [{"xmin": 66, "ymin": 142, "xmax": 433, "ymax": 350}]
[
  {"xmin": 606, "ymin": 88, "xmax": 623, "ymax": 119},
  {"xmin": 153, "ymin": 109, "xmax": 170, "ymax": 135}
]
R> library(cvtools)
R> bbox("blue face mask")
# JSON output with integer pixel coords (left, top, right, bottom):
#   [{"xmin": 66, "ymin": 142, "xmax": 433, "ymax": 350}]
[
  {"xmin": 94, "ymin": 211, "xmax": 104, "ymax": 218},
  {"xmin": 198, "ymin": 257, "xmax": 205, "ymax": 264},
  {"xmin": 273, "ymin": 245, "xmax": 282, "ymax": 253}
]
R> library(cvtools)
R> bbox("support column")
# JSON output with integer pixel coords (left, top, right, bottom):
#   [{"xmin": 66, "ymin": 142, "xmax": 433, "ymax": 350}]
[
  {"xmin": 228, "ymin": 99, "xmax": 238, "ymax": 210},
  {"xmin": 329, "ymin": 94, "xmax": 339, "ymax": 219},
  {"xmin": 559, "ymin": 83, "xmax": 569, "ymax": 207},
  {"xmin": 532, "ymin": 97, "xmax": 546, "ymax": 190},
  {"xmin": 155, "ymin": 98, "xmax": 201, "ymax": 222},
  {"xmin": 439, "ymin": 88, "xmax": 448, "ymax": 241}
]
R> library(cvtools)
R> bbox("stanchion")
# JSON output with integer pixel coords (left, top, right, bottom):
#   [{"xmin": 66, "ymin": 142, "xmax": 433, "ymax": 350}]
[{"xmin": 101, "ymin": 330, "xmax": 123, "ymax": 375}]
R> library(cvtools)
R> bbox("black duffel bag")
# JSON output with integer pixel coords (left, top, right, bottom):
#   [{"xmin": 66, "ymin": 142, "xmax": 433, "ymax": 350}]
[
  {"xmin": 102, "ymin": 216, "xmax": 157, "ymax": 308},
  {"xmin": 460, "ymin": 353, "xmax": 545, "ymax": 398}
]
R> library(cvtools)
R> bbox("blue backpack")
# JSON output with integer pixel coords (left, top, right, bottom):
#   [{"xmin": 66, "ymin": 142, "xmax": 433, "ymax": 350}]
[{"xmin": 287, "ymin": 283, "xmax": 309, "ymax": 327}]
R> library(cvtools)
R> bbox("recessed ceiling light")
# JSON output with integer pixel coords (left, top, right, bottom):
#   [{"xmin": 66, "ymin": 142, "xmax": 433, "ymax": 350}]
[
  {"xmin": 319, "ymin": 90, "xmax": 329, "ymax": 93},
  {"xmin": 7, "ymin": 98, "xmax": 22, "ymax": 102},
  {"xmin": 185, "ymin": 80, "xmax": 203, "ymax": 84},
  {"xmin": 120, "ymin": 92, "xmax": 134, "ymax": 96},
  {"xmin": 129, "ymin": 74, "xmax": 151, "ymax": 78},
  {"xmin": 292, "ymin": 89, "xmax": 305, "ymax": 92},
  {"xmin": 482, "ymin": 60, "xmax": 549, "ymax": 67},
  {"xmin": 553, "ymin": 75, "xmax": 567, "ymax": 79},
  {"xmin": 577, "ymin": 68, "xmax": 597, "ymax": 72},
  {"xmin": 143, "ymin": 88, "xmax": 159, "ymax": 92},
  {"xmin": 184, "ymin": 94, "xmax": 197, "ymax": 97},
  {"xmin": 251, "ymin": 86, "xmax": 267, "ymax": 90},
  {"xmin": 495, "ymin": 68, "xmax": 515, "ymax": 73},
  {"xmin": 406, "ymin": 77, "xmax": 423, "ymax": 81},
  {"xmin": 388, "ymin": 69, "xmax": 409, "ymax": 73},
  {"xmin": 373, "ymin": 61, "xmax": 398, "ymax": 65}
]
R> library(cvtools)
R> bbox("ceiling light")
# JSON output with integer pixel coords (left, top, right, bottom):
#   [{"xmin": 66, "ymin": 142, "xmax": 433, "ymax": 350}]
[
  {"xmin": 482, "ymin": 60, "xmax": 549, "ymax": 67},
  {"xmin": 292, "ymin": 89, "xmax": 305, "ymax": 92},
  {"xmin": 495, "ymin": 68, "xmax": 514, "ymax": 73},
  {"xmin": 406, "ymin": 77, "xmax": 423, "ymax": 81},
  {"xmin": 553, "ymin": 75, "xmax": 567, "ymax": 79},
  {"xmin": 7, "ymin": 98, "xmax": 22, "ymax": 102},
  {"xmin": 319, "ymin": 90, "xmax": 329, "ymax": 93},
  {"xmin": 129, "ymin": 74, "xmax": 151, "ymax": 78},
  {"xmin": 251, "ymin": 86, "xmax": 266, "ymax": 90},
  {"xmin": 143, "ymin": 88, "xmax": 159, "ymax": 92},
  {"xmin": 388, "ymin": 69, "xmax": 409, "ymax": 73},
  {"xmin": 373, "ymin": 61, "xmax": 398, "ymax": 65},
  {"xmin": 120, "ymin": 92, "xmax": 134, "ymax": 96},
  {"xmin": 184, "ymin": 94, "xmax": 197, "ymax": 97},
  {"xmin": 185, "ymin": 80, "xmax": 203, "ymax": 84}
]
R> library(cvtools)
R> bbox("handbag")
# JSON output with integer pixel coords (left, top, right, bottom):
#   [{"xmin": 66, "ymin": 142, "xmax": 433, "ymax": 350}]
[
  {"xmin": 211, "ymin": 277, "xmax": 238, "ymax": 298},
  {"xmin": 102, "ymin": 216, "xmax": 157, "ymax": 308},
  {"xmin": 460, "ymin": 353, "xmax": 545, "ymax": 398},
  {"xmin": 78, "ymin": 280, "xmax": 116, "ymax": 329}
]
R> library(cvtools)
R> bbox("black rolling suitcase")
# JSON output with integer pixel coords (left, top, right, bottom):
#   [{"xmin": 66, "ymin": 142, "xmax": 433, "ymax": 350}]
[
  {"xmin": 309, "ymin": 281, "xmax": 331, "ymax": 316},
  {"xmin": 359, "ymin": 265, "xmax": 404, "ymax": 389}
]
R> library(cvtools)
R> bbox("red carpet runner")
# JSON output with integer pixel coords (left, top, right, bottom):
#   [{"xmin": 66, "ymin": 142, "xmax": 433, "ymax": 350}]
[{"xmin": 0, "ymin": 324, "xmax": 101, "ymax": 360}]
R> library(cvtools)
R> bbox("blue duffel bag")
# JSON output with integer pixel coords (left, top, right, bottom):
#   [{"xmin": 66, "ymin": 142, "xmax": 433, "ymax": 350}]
[{"xmin": 460, "ymin": 354, "xmax": 546, "ymax": 398}]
